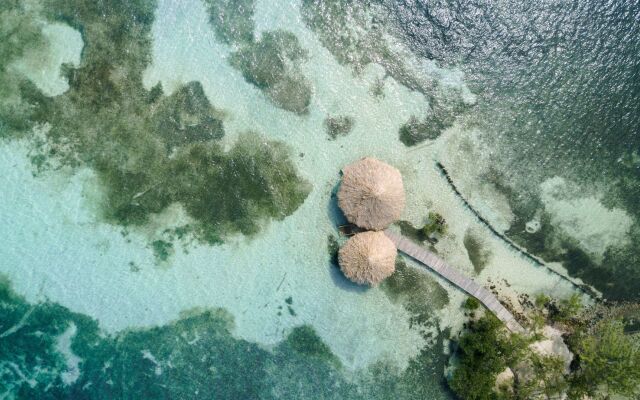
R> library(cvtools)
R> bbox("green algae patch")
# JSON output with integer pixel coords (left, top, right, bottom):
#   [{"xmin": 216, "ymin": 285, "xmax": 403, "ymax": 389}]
[
  {"xmin": 423, "ymin": 212, "xmax": 448, "ymax": 237},
  {"xmin": 285, "ymin": 326, "xmax": 336, "ymax": 362},
  {"xmin": 462, "ymin": 297, "xmax": 480, "ymax": 311},
  {"xmin": 97, "ymin": 132, "xmax": 311, "ymax": 243},
  {"xmin": 202, "ymin": 0, "xmax": 256, "ymax": 45},
  {"xmin": 0, "ymin": 0, "xmax": 311, "ymax": 245},
  {"xmin": 151, "ymin": 81, "xmax": 225, "ymax": 152},
  {"xmin": 229, "ymin": 30, "xmax": 312, "ymax": 115},
  {"xmin": 324, "ymin": 115, "xmax": 354, "ymax": 140},
  {"xmin": 399, "ymin": 116, "xmax": 441, "ymax": 146},
  {"xmin": 151, "ymin": 239, "xmax": 173, "ymax": 263}
]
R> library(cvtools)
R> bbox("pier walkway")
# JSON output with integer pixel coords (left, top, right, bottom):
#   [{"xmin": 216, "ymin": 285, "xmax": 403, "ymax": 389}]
[{"xmin": 384, "ymin": 230, "xmax": 526, "ymax": 334}]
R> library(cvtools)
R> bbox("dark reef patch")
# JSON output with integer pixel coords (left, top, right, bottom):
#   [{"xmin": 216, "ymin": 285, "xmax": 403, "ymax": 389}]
[
  {"xmin": 395, "ymin": 213, "xmax": 447, "ymax": 246},
  {"xmin": 202, "ymin": 0, "xmax": 255, "ymax": 46},
  {"xmin": 202, "ymin": 0, "xmax": 312, "ymax": 115},
  {"xmin": 229, "ymin": 30, "xmax": 312, "ymax": 115},
  {"xmin": 396, "ymin": 220, "xmax": 429, "ymax": 243},
  {"xmin": 0, "ymin": 0, "xmax": 311, "ymax": 245},
  {"xmin": 324, "ymin": 115, "xmax": 354, "ymax": 140},
  {"xmin": 151, "ymin": 239, "xmax": 173, "ymax": 263},
  {"xmin": 382, "ymin": 258, "xmax": 449, "ymax": 331},
  {"xmin": 151, "ymin": 81, "xmax": 225, "ymax": 152},
  {"xmin": 463, "ymin": 229, "xmax": 491, "ymax": 274},
  {"xmin": 285, "ymin": 325, "xmax": 337, "ymax": 363},
  {"xmin": 399, "ymin": 97, "xmax": 464, "ymax": 146},
  {"xmin": 327, "ymin": 234, "xmax": 340, "ymax": 267},
  {"xmin": 0, "ymin": 275, "xmax": 454, "ymax": 399},
  {"xmin": 470, "ymin": 163, "xmax": 638, "ymax": 301}
]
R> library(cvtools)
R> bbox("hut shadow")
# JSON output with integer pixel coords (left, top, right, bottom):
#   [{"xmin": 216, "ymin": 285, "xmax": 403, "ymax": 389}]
[
  {"xmin": 326, "ymin": 180, "xmax": 369, "ymax": 294},
  {"xmin": 327, "ymin": 180, "xmax": 347, "ymax": 227},
  {"xmin": 328, "ymin": 262, "xmax": 369, "ymax": 293}
]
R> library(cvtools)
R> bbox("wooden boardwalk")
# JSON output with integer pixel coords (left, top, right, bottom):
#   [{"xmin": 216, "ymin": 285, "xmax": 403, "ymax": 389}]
[{"xmin": 384, "ymin": 230, "xmax": 526, "ymax": 334}]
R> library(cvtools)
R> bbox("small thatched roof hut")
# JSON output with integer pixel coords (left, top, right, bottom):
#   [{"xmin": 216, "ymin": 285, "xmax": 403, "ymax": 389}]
[
  {"xmin": 338, "ymin": 157, "xmax": 405, "ymax": 230},
  {"xmin": 338, "ymin": 231, "xmax": 397, "ymax": 286}
]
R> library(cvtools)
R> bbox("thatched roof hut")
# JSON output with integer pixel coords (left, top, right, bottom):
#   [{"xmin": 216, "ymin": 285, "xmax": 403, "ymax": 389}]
[
  {"xmin": 338, "ymin": 231, "xmax": 397, "ymax": 286},
  {"xmin": 338, "ymin": 157, "xmax": 405, "ymax": 230}
]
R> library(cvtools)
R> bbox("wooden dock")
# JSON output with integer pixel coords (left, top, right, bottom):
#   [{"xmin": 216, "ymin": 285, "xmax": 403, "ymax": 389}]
[{"xmin": 384, "ymin": 230, "xmax": 526, "ymax": 334}]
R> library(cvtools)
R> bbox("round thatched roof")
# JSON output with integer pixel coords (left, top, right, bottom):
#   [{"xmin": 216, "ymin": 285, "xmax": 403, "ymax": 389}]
[
  {"xmin": 338, "ymin": 231, "xmax": 397, "ymax": 286},
  {"xmin": 338, "ymin": 157, "xmax": 405, "ymax": 230}
]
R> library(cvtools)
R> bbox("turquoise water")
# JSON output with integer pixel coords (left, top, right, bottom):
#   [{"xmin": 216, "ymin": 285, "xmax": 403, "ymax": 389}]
[{"xmin": 0, "ymin": 0, "xmax": 637, "ymax": 398}]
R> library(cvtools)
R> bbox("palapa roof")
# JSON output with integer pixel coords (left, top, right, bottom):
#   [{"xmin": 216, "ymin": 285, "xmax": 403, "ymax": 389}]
[
  {"xmin": 338, "ymin": 231, "xmax": 397, "ymax": 286},
  {"xmin": 338, "ymin": 157, "xmax": 405, "ymax": 230}
]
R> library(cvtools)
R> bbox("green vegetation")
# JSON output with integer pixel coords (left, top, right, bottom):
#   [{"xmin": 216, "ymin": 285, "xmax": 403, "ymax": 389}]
[
  {"xmin": 229, "ymin": 30, "xmax": 312, "ymax": 114},
  {"xmin": 324, "ymin": 115, "xmax": 354, "ymax": 140},
  {"xmin": 450, "ymin": 314, "xmax": 528, "ymax": 400},
  {"xmin": 567, "ymin": 319, "xmax": 640, "ymax": 399},
  {"xmin": 463, "ymin": 297, "xmax": 480, "ymax": 311},
  {"xmin": 449, "ymin": 294, "xmax": 640, "ymax": 400},
  {"xmin": 0, "ymin": 0, "xmax": 311, "ymax": 245},
  {"xmin": 516, "ymin": 353, "xmax": 568, "ymax": 400},
  {"xmin": 423, "ymin": 212, "xmax": 448, "ymax": 237}
]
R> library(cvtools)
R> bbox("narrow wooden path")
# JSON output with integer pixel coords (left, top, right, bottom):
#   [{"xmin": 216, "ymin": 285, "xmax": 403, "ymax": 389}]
[{"xmin": 384, "ymin": 230, "xmax": 526, "ymax": 334}]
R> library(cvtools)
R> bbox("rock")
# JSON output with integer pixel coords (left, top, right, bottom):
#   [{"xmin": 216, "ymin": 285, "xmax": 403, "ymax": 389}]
[
  {"xmin": 529, "ymin": 326, "xmax": 574, "ymax": 372},
  {"xmin": 495, "ymin": 367, "xmax": 515, "ymax": 394},
  {"xmin": 525, "ymin": 218, "xmax": 541, "ymax": 233}
]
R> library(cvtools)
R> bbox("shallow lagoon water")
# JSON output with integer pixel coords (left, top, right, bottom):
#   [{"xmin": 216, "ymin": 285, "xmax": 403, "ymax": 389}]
[{"xmin": 0, "ymin": 0, "xmax": 637, "ymax": 398}]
